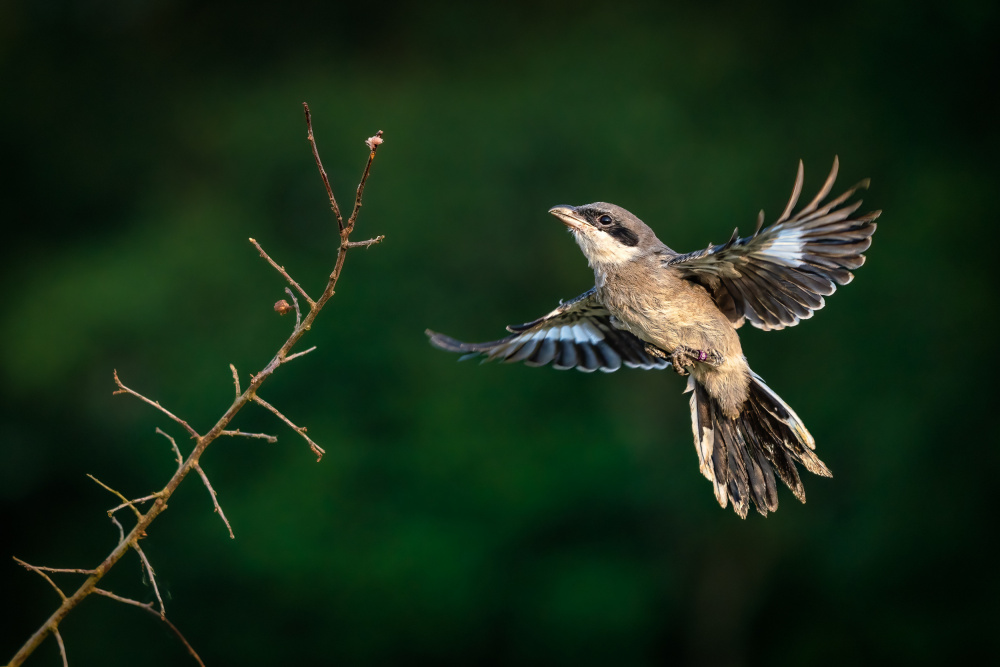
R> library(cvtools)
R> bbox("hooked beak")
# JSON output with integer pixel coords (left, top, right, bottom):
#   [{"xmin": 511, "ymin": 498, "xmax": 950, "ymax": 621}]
[{"xmin": 548, "ymin": 205, "xmax": 589, "ymax": 232}]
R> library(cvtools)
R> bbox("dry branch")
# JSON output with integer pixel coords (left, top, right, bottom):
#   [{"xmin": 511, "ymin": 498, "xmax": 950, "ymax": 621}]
[
  {"xmin": 284, "ymin": 286, "xmax": 303, "ymax": 329},
  {"xmin": 252, "ymin": 395, "xmax": 325, "ymax": 460},
  {"xmin": 132, "ymin": 541, "xmax": 165, "ymax": 618},
  {"xmin": 52, "ymin": 629, "xmax": 67, "ymax": 667},
  {"xmin": 193, "ymin": 462, "xmax": 234, "ymax": 538},
  {"xmin": 249, "ymin": 238, "xmax": 315, "ymax": 308},
  {"xmin": 13, "ymin": 558, "xmax": 68, "ymax": 600},
  {"xmin": 113, "ymin": 371, "xmax": 200, "ymax": 440},
  {"xmin": 220, "ymin": 429, "xmax": 278, "ymax": 442},
  {"xmin": 157, "ymin": 428, "xmax": 185, "ymax": 469},
  {"xmin": 92, "ymin": 589, "xmax": 206, "ymax": 667},
  {"xmin": 229, "ymin": 364, "xmax": 241, "ymax": 397},
  {"xmin": 283, "ymin": 346, "xmax": 317, "ymax": 363},
  {"xmin": 7, "ymin": 104, "xmax": 385, "ymax": 666}
]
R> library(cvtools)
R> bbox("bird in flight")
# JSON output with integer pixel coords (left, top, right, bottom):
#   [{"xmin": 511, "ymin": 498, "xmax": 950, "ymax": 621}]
[{"xmin": 426, "ymin": 158, "xmax": 879, "ymax": 517}]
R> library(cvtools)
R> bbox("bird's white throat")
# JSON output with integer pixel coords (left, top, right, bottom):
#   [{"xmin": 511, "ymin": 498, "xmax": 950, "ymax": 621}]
[{"xmin": 571, "ymin": 229, "xmax": 642, "ymax": 268}]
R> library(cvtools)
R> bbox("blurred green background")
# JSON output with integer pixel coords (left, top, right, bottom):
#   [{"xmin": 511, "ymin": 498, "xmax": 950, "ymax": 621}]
[{"xmin": 2, "ymin": 0, "xmax": 996, "ymax": 664}]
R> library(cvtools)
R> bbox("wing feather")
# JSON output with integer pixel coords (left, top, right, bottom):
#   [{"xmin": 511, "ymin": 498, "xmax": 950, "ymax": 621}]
[
  {"xmin": 666, "ymin": 158, "xmax": 879, "ymax": 331},
  {"xmin": 426, "ymin": 288, "xmax": 671, "ymax": 373}
]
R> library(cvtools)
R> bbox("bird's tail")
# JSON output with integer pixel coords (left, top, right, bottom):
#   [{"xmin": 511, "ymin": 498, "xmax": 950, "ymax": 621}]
[{"xmin": 686, "ymin": 372, "xmax": 831, "ymax": 518}]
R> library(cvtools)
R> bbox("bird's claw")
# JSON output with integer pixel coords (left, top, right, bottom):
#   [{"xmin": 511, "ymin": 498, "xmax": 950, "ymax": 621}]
[
  {"xmin": 670, "ymin": 346, "xmax": 723, "ymax": 375},
  {"xmin": 643, "ymin": 343, "xmax": 670, "ymax": 360}
]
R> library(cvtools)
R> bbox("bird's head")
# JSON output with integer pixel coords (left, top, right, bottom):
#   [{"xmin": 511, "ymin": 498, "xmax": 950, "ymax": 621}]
[{"xmin": 548, "ymin": 202, "xmax": 657, "ymax": 267}]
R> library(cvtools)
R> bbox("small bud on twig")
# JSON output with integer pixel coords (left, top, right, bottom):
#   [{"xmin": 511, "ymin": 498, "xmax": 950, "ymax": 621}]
[
  {"xmin": 365, "ymin": 131, "xmax": 384, "ymax": 151},
  {"xmin": 274, "ymin": 300, "xmax": 293, "ymax": 316}
]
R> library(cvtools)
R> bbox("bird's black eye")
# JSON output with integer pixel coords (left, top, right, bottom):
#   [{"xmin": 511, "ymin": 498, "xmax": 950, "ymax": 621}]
[{"xmin": 597, "ymin": 214, "xmax": 613, "ymax": 226}]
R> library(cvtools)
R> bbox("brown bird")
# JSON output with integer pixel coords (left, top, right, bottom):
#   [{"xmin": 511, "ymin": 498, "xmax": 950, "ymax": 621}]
[{"xmin": 426, "ymin": 158, "xmax": 879, "ymax": 517}]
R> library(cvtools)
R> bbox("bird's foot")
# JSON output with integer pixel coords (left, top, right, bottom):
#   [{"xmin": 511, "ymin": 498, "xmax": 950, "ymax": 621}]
[
  {"xmin": 670, "ymin": 346, "xmax": 724, "ymax": 376},
  {"xmin": 643, "ymin": 343, "xmax": 670, "ymax": 360}
]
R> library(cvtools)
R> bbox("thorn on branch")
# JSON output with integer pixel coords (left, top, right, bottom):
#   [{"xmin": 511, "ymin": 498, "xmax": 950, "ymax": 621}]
[{"xmin": 252, "ymin": 395, "xmax": 326, "ymax": 461}]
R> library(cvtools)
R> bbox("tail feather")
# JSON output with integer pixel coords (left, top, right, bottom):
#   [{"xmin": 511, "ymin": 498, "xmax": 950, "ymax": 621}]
[
  {"xmin": 690, "ymin": 381, "xmax": 727, "ymax": 506},
  {"xmin": 742, "ymin": 397, "xmax": 807, "ymax": 502},
  {"xmin": 739, "ymin": 412, "xmax": 779, "ymax": 513},
  {"xmin": 719, "ymin": 416, "xmax": 750, "ymax": 518},
  {"xmin": 687, "ymin": 372, "xmax": 830, "ymax": 517}
]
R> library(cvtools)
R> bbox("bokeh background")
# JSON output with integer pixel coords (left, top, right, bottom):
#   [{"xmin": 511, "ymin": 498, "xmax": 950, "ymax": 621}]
[{"xmin": 2, "ymin": 1, "xmax": 996, "ymax": 664}]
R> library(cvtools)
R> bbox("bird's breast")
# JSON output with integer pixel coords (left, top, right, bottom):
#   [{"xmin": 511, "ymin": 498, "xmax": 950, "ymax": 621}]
[{"xmin": 596, "ymin": 261, "xmax": 742, "ymax": 357}]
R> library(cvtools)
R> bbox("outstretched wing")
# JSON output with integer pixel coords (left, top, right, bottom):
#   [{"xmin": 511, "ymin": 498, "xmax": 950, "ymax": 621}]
[
  {"xmin": 666, "ymin": 157, "xmax": 880, "ymax": 331},
  {"xmin": 426, "ymin": 288, "xmax": 670, "ymax": 373}
]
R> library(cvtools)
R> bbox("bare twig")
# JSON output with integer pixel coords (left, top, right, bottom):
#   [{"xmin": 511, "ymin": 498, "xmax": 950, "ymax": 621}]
[
  {"xmin": 304, "ymin": 103, "xmax": 343, "ymax": 229},
  {"xmin": 110, "ymin": 514, "xmax": 125, "ymax": 545},
  {"xmin": 8, "ymin": 106, "xmax": 384, "ymax": 667},
  {"xmin": 13, "ymin": 561, "xmax": 96, "ymax": 576},
  {"xmin": 346, "ymin": 130, "xmax": 383, "ymax": 233},
  {"xmin": 109, "ymin": 493, "xmax": 161, "ymax": 516},
  {"xmin": 93, "ymin": 587, "xmax": 150, "ymax": 608},
  {"xmin": 93, "ymin": 589, "xmax": 206, "ymax": 667},
  {"xmin": 285, "ymin": 286, "xmax": 302, "ymax": 330},
  {"xmin": 230, "ymin": 364, "xmax": 241, "ymax": 397},
  {"xmin": 347, "ymin": 235, "xmax": 386, "ymax": 248},
  {"xmin": 113, "ymin": 371, "xmax": 201, "ymax": 440},
  {"xmin": 248, "ymin": 238, "xmax": 316, "ymax": 308},
  {"xmin": 52, "ymin": 628, "xmax": 67, "ymax": 667},
  {"xmin": 283, "ymin": 346, "xmax": 317, "ymax": 363},
  {"xmin": 132, "ymin": 541, "xmax": 164, "ymax": 618},
  {"xmin": 156, "ymin": 428, "xmax": 185, "ymax": 469},
  {"xmin": 220, "ymin": 429, "xmax": 278, "ymax": 443},
  {"xmin": 193, "ymin": 462, "xmax": 234, "ymax": 539},
  {"xmin": 159, "ymin": 615, "xmax": 206, "ymax": 667},
  {"xmin": 87, "ymin": 474, "xmax": 143, "ymax": 521},
  {"xmin": 13, "ymin": 558, "xmax": 68, "ymax": 600},
  {"xmin": 252, "ymin": 395, "xmax": 326, "ymax": 460}
]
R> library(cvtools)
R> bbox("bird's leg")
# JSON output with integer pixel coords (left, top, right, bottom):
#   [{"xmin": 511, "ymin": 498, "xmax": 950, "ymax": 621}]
[
  {"xmin": 670, "ymin": 346, "xmax": 724, "ymax": 376},
  {"xmin": 699, "ymin": 349, "xmax": 725, "ymax": 367}
]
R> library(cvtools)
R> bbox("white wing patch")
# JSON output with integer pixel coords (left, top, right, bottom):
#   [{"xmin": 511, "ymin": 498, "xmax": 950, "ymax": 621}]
[{"xmin": 667, "ymin": 157, "xmax": 879, "ymax": 331}]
